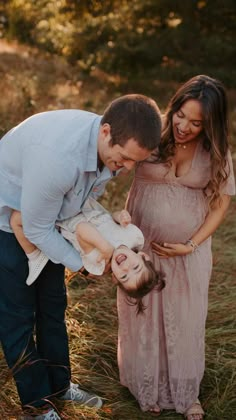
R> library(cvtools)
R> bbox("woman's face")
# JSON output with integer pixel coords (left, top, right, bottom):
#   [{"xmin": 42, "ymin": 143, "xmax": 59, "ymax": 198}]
[{"xmin": 172, "ymin": 99, "xmax": 204, "ymax": 145}]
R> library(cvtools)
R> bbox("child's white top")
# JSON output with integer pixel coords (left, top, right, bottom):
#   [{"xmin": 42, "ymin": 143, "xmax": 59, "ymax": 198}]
[{"xmin": 57, "ymin": 197, "xmax": 144, "ymax": 275}]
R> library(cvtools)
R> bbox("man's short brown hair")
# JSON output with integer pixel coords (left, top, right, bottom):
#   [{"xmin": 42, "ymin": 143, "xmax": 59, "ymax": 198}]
[{"xmin": 101, "ymin": 94, "xmax": 162, "ymax": 151}]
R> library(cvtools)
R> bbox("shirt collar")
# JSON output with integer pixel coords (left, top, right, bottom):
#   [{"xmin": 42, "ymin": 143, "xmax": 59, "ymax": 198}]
[{"xmin": 85, "ymin": 115, "xmax": 102, "ymax": 172}]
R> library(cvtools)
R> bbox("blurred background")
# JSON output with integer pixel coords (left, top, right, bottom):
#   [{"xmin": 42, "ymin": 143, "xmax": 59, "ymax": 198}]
[
  {"xmin": 1, "ymin": 0, "xmax": 236, "ymax": 82},
  {"xmin": 0, "ymin": 0, "xmax": 235, "ymax": 134}
]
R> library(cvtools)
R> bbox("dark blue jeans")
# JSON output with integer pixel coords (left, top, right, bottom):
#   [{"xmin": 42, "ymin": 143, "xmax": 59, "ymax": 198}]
[{"xmin": 0, "ymin": 230, "xmax": 71, "ymax": 408}]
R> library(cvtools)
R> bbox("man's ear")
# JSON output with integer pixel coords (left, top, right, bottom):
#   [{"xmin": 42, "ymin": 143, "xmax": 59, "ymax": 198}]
[
  {"xmin": 138, "ymin": 251, "xmax": 151, "ymax": 261},
  {"xmin": 100, "ymin": 123, "xmax": 111, "ymax": 139}
]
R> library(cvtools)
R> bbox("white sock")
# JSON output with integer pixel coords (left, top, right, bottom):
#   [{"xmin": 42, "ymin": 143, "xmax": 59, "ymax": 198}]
[
  {"xmin": 26, "ymin": 249, "xmax": 41, "ymax": 260},
  {"xmin": 26, "ymin": 250, "xmax": 49, "ymax": 286}
]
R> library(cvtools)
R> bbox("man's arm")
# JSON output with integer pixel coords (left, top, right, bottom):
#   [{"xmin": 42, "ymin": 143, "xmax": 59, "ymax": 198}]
[{"xmin": 21, "ymin": 146, "xmax": 83, "ymax": 271}]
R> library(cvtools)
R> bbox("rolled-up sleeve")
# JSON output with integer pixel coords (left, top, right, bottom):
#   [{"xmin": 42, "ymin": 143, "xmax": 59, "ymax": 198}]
[{"xmin": 21, "ymin": 145, "xmax": 83, "ymax": 271}]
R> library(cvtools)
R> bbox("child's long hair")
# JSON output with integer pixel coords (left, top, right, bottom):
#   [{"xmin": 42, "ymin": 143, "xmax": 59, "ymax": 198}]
[
  {"xmin": 154, "ymin": 75, "xmax": 230, "ymax": 208},
  {"xmin": 117, "ymin": 257, "xmax": 165, "ymax": 314}
]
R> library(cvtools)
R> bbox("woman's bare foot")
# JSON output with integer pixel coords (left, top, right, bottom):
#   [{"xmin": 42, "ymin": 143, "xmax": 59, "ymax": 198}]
[{"xmin": 148, "ymin": 404, "xmax": 161, "ymax": 416}]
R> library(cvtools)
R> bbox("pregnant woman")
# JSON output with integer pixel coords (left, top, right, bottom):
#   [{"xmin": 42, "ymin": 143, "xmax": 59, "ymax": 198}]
[{"xmin": 117, "ymin": 75, "xmax": 235, "ymax": 419}]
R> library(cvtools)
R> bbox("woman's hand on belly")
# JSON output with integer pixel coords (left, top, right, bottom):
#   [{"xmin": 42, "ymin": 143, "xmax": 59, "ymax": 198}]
[{"xmin": 151, "ymin": 241, "xmax": 193, "ymax": 258}]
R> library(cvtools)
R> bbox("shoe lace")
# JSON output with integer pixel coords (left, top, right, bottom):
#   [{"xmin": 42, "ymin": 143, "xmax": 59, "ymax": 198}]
[
  {"xmin": 44, "ymin": 409, "xmax": 60, "ymax": 420},
  {"xmin": 69, "ymin": 383, "xmax": 89, "ymax": 403}
]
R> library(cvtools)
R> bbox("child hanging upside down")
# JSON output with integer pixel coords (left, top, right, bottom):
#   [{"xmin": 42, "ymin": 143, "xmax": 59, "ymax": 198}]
[{"xmin": 10, "ymin": 197, "xmax": 165, "ymax": 310}]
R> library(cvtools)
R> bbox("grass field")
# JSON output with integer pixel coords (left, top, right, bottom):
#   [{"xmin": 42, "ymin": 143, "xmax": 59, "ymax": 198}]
[{"xmin": 0, "ymin": 38, "xmax": 235, "ymax": 420}]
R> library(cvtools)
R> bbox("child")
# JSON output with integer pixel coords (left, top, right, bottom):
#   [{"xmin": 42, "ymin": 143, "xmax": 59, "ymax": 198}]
[{"xmin": 10, "ymin": 197, "xmax": 165, "ymax": 306}]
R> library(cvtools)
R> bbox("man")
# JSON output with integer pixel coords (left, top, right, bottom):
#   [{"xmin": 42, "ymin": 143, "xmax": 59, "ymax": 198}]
[{"xmin": 0, "ymin": 94, "xmax": 161, "ymax": 419}]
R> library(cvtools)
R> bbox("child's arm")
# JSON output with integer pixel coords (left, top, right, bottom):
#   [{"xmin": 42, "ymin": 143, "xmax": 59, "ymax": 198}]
[
  {"xmin": 76, "ymin": 221, "xmax": 114, "ymax": 265},
  {"xmin": 112, "ymin": 209, "xmax": 131, "ymax": 227}
]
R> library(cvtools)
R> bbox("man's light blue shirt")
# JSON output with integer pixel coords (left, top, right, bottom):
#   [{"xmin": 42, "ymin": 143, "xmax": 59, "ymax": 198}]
[{"xmin": 0, "ymin": 109, "xmax": 114, "ymax": 271}]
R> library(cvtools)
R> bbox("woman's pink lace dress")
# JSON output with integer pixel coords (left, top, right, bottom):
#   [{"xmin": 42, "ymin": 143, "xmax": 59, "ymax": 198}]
[{"xmin": 117, "ymin": 142, "xmax": 235, "ymax": 413}]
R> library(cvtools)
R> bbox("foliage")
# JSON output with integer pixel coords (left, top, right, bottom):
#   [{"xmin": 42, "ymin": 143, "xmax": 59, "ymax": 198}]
[{"xmin": 1, "ymin": 0, "xmax": 236, "ymax": 85}]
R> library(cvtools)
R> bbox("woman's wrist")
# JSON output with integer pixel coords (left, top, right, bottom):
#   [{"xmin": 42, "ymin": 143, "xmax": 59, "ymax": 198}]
[{"xmin": 185, "ymin": 239, "xmax": 199, "ymax": 253}]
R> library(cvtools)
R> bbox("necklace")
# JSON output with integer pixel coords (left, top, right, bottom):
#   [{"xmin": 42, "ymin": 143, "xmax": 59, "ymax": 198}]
[{"xmin": 175, "ymin": 142, "xmax": 187, "ymax": 149}]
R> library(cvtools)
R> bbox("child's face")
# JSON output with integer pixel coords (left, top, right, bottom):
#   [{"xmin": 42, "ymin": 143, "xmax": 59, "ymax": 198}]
[{"xmin": 111, "ymin": 246, "xmax": 149, "ymax": 291}]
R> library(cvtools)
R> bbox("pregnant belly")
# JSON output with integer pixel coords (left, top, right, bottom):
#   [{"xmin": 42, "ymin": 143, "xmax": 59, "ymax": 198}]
[{"xmin": 129, "ymin": 184, "xmax": 207, "ymax": 244}]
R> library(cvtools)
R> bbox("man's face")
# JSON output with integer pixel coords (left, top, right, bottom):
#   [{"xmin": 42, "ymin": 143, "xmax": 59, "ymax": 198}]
[{"xmin": 98, "ymin": 124, "xmax": 151, "ymax": 172}]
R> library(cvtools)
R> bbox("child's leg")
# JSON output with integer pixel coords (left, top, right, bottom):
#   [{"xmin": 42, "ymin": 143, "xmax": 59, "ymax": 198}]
[
  {"xmin": 10, "ymin": 210, "xmax": 48, "ymax": 286},
  {"xmin": 10, "ymin": 210, "xmax": 36, "ymax": 254},
  {"xmin": 26, "ymin": 252, "xmax": 49, "ymax": 286}
]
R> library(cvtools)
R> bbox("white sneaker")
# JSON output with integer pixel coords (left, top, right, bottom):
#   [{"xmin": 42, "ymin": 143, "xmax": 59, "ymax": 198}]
[
  {"xmin": 21, "ymin": 408, "xmax": 61, "ymax": 419},
  {"xmin": 60, "ymin": 382, "xmax": 103, "ymax": 408},
  {"xmin": 26, "ymin": 251, "xmax": 49, "ymax": 286}
]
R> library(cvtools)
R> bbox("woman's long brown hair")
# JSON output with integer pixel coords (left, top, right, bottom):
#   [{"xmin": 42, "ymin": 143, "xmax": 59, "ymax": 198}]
[{"xmin": 155, "ymin": 75, "xmax": 230, "ymax": 208}]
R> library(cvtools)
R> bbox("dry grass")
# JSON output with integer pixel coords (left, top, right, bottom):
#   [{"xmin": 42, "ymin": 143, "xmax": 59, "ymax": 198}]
[{"xmin": 0, "ymin": 38, "xmax": 236, "ymax": 419}]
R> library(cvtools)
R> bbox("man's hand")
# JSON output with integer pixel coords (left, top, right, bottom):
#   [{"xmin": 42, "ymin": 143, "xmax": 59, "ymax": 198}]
[{"xmin": 78, "ymin": 266, "xmax": 89, "ymax": 277}]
